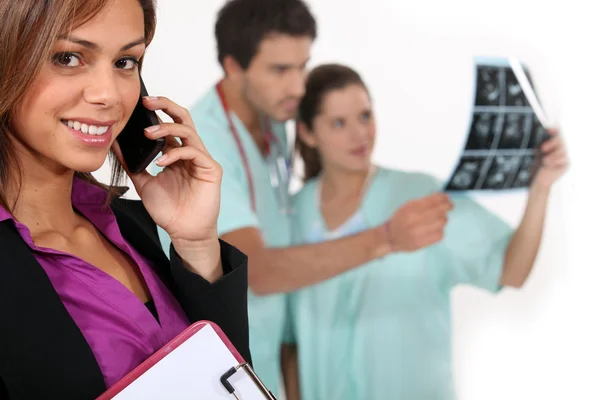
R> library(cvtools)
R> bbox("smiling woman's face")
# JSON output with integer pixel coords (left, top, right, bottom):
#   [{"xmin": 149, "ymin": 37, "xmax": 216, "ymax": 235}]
[{"xmin": 12, "ymin": 0, "xmax": 146, "ymax": 174}]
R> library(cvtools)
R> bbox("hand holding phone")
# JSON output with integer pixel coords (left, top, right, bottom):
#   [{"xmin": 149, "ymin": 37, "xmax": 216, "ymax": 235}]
[
  {"xmin": 114, "ymin": 93, "xmax": 225, "ymax": 278},
  {"xmin": 116, "ymin": 76, "xmax": 165, "ymax": 174}
]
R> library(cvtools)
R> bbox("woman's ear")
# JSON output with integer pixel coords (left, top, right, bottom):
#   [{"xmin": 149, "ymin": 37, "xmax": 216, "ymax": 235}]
[{"xmin": 297, "ymin": 121, "xmax": 317, "ymax": 148}]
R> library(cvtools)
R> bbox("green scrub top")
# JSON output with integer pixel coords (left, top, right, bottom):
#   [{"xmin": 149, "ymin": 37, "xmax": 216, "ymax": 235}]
[
  {"xmin": 284, "ymin": 167, "xmax": 513, "ymax": 400},
  {"xmin": 154, "ymin": 85, "xmax": 292, "ymax": 396}
]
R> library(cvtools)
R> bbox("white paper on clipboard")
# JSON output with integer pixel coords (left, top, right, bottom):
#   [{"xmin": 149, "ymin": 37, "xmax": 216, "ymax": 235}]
[{"xmin": 109, "ymin": 324, "xmax": 271, "ymax": 400}]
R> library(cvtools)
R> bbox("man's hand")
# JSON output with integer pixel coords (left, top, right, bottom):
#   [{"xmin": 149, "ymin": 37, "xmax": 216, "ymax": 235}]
[{"xmin": 384, "ymin": 193, "xmax": 454, "ymax": 252}]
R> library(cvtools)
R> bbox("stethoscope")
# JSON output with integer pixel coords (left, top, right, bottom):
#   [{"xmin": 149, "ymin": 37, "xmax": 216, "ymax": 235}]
[{"xmin": 216, "ymin": 81, "xmax": 293, "ymax": 215}]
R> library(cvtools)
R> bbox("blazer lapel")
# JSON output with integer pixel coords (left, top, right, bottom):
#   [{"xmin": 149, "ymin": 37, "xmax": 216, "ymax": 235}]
[{"xmin": 0, "ymin": 221, "xmax": 106, "ymax": 399}]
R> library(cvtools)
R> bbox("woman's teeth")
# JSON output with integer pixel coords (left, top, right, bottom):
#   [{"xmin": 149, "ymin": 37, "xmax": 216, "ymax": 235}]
[{"xmin": 63, "ymin": 120, "xmax": 110, "ymax": 135}]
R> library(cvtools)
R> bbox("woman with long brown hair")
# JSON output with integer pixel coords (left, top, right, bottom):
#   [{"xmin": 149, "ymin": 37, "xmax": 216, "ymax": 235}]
[
  {"xmin": 0, "ymin": 1, "xmax": 249, "ymax": 398},
  {"xmin": 283, "ymin": 63, "xmax": 568, "ymax": 399}
]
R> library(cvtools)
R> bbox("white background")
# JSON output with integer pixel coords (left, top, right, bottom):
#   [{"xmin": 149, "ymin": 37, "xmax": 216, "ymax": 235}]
[{"xmin": 95, "ymin": 0, "xmax": 600, "ymax": 398}]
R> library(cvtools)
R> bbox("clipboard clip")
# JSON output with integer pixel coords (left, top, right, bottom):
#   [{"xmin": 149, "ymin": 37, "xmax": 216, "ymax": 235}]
[{"xmin": 220, "ymin": 362, "xmax": 278, "ymax": 399}]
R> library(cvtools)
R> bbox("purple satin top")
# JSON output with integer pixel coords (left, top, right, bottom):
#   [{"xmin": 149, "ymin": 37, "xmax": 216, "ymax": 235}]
[{"xmin": 0, "ymin": 178, "xmax": 190, "ymax": 387}]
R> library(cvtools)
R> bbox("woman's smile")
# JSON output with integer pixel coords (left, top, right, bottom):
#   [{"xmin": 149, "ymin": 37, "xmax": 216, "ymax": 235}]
[{"xmin": 61, "ymin": 117, "xmax": 116, "ymax": 148}]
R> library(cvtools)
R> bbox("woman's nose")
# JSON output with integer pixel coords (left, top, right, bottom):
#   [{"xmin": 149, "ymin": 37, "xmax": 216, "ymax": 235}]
[{"xmin": 83, "ymin": 69, "xmax": 122, "ymax": 108}]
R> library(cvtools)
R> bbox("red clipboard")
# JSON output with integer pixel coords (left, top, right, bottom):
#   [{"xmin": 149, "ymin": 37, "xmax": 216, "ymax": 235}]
[{"xmin": 96, "ymin": 320, "xmax": 276, "ymax": 399}]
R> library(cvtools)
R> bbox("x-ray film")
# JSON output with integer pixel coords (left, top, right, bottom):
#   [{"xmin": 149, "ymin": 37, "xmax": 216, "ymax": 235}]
[{"xmin": 444, "ymin": 57, "xmax": 551, "ymax": 192}]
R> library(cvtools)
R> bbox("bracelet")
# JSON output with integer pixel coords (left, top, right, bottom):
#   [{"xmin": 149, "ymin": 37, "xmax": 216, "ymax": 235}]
[{"xmin": 384, "ymin": 220, "xmax": 393, "ymax": 250}]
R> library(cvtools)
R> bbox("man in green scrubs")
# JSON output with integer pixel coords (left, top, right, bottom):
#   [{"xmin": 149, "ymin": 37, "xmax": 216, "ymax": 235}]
[{"xmin": 155, "ymin": 0, "xmax": 453, "ymax": 396}]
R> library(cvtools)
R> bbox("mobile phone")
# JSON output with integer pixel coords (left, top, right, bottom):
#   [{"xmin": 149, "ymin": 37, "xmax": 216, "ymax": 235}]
[{"xmin": 117, "ymin": 76, "xmax": 165, "ymax": 174}]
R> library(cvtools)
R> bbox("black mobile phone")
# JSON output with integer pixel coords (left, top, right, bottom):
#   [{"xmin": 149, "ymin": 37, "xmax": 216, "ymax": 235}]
[{"xmin": 117, "ymin": 76, "xmax": 165, "ymax": 174}]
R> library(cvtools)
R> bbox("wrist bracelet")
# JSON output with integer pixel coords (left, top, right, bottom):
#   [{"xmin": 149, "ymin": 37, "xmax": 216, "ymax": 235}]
[{"xmin": 384, "ymin": 220, "xmax": 393, "ymax": 250}]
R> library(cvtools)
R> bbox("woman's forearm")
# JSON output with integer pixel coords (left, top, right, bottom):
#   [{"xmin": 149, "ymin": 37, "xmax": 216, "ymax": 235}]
[{"xmin": 500, "ymin": 184, "xmax": 551, "ymax": 288}]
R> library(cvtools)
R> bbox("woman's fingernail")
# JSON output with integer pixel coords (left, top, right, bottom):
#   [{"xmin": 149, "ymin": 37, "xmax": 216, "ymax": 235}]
[
  {"xmin": 155, "ymin": 154, "xmax": 167, "ymax": 164},
  {"xmin": 145, "ymin": 125, "xmax": 160, "ymax": 133},
  {"xmin": 144, "ymin": 96, "xmax": 159, "ymax": 101}
]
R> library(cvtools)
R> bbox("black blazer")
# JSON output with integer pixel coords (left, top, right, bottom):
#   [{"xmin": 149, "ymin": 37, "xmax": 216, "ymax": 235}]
[{"xmin": 0, "ymin": 197, "xmax": 251, "ymax": 399}]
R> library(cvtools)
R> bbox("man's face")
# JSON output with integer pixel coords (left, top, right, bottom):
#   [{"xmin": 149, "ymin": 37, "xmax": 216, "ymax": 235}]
[{"xmin": 242, "ymin": 34, "xmax": 312, "ymax": 122}]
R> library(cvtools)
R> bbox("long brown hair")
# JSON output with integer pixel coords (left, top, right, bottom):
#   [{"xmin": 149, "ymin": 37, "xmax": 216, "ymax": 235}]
[
  {"xmin": 0, "ymin": 0, "xmax": 157, "ymax": 212},
  {"xmin": 296, "ymin": 63, "xmax": 368, "ymax": 181}
]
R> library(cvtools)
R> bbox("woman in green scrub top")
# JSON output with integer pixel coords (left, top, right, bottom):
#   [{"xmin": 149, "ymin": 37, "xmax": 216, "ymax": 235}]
[{"xmin": 282, "ymin": 64, "xmax": 568, "ymax": 400}]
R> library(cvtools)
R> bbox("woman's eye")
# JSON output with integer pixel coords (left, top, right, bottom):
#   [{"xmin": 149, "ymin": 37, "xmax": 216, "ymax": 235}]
[
  {"xmin": 115, "ymin": 57, "xmax": 139, "ymax": 70},
  {"xmin": 53, "ymin": 52, "xmax": 82, "ymax": 67},
  {"xmin": 333, "ymin": 119, "xmax": 345, "ymax": 129},
  {"xmin": 360, "ymin": 111, "xmax": 371, "ymax": 123}
]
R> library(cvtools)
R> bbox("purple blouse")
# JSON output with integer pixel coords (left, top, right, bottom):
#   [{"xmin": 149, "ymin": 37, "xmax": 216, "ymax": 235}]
[{"xmin": 0, "ymin": 178, "xmax": 190, "ymax": 387}]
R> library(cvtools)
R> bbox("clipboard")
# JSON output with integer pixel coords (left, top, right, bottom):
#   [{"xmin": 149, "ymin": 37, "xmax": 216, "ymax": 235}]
[{"xmin": 96, "ymin": 320, "xmax": 277, "ymax": 400}]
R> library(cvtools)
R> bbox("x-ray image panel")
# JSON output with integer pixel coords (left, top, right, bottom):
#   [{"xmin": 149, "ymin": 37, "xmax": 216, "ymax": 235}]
[
  {"xmin": 497, "ymin": 113, "xmax": 532, "ymax": 149},
  {"xmin": 465, "ymin": 113, "xmax": 501, "ymax": 150},
  {"xmin": 510, "ymin": 155, "xmax": 539, "ymax": 188},
  {"xmin": 526, "ymin": 118, "xmax": 551, "ymax": 149},
  {"xmin": 444, "ymin": 56, "xmax": 550, "ymax": 193},
  {"xmin": 475, "ymin": 66, "xmax": 502, "ymax": 106},
  {"xmin": 481, "ymin": 155, "xmax": 521, "ymax": 190},
  {"xmin": 505, "ymin": 68, "xmax": 531, "ymax": 107},
  {"xmin": 445, "ymin": 156, "xmax": 486, "ymax": 191}
]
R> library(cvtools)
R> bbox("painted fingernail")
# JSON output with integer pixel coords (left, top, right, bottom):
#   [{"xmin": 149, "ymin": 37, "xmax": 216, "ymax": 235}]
[
  {"xmin": 155, "ymin": 154, "xmax": 167, "ymax": 164},
  {"xmin": 145, "ymin": 125, "xmax": 160, "ymax": 133},
  {"xmin": 144, "ymin": 96, "xmax": 159, "ymax": 101}
]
